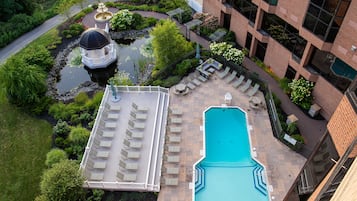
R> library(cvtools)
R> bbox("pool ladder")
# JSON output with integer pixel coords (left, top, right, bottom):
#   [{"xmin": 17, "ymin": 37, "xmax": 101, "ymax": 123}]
[
  {"xmin": 195, "ymin": 166, "xmax": 205, "ymax": 193},
  {"xmin": 252, "ymin": 165, "xmax": 268, "ymax": 196}
]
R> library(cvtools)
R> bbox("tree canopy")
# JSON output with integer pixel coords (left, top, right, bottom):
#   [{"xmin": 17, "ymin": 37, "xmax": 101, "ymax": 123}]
[
  {"xmin": 150, "ymin": 19, "xmax": 193, "ymax": 77},
  {"xmin": 40, "ymin": 160, "xmax": 85, "ymax": 201}
]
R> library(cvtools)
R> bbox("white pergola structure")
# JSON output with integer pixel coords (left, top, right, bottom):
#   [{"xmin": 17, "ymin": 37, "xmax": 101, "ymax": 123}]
[
  {"xmin": 79, "ymin": 27, "xmax": 117, "ymax": 69},
  {"xmin": 80, "ymin": 85, "xmax": 170, "ymax": 191}
]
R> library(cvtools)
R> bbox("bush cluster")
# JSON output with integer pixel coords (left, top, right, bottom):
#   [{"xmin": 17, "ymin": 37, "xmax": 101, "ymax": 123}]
[
  {"xmin": 0, "ymin": 11, "xmax": 54, "ymax": 48},
  {"xmin": 62, "ymin": 23, "xmax": 85, "ymax": 39}
]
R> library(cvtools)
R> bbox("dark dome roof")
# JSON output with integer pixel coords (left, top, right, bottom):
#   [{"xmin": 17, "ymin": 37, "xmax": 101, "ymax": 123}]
[{"xmin": 79, "ymin": 28, "xmax": 111, "ymax": 50}]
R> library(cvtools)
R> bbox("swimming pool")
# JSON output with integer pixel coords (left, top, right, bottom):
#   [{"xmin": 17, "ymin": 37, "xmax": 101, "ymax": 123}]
[{"xmin": 194, "ymin": 107, "xmax": 269, "ymax": 201}]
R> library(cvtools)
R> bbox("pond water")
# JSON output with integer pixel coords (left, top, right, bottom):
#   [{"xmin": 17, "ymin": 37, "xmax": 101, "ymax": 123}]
[{"xmin": 56, "ymin": 35, "xmax": 153, "ymax": 94}]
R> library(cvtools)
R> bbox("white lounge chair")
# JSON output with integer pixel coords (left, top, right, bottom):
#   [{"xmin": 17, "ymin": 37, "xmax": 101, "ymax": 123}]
[
  {"xmin": 132, "ymin": 102, "xmax": 148, "ymax": 112},
  {"xmin": 164, "ymin": 178, "xmax": 179, "ymax": 186},
  {"xmin": 187, "ymin": 82, "xmax": 196, "ymax": 90},
  {"xmin": 90, "ymin": 172, "xmax": 104, "ymax": 181},
  {"xmin": 96, "ymin": 150, "xmax": 110, "ymax": 158},
  {"xmin": 247, "ymin": 83, "xmax": 260, "ymax": 97},
  {"xmin": 170, "ymin": 118, "xmax": 182, "ymax": 124},
  {"xmin": 166, "ymin": 155, "xmax": 180, "ymax": 163},
  {"xmin": 169, "ymin": 127, "xmax": 182, "ymax": 133},
  {"xmin": 217, "ymin": 66, "xmax": 230, "ymax": 79},
  {"xmin": 119, "ymin": 160, "xmax": 138, "ymax": 170},
  {"xmin": 232, "ymin": 75, "xmax": 245, "ymax": 88},
  {"xmin": 170, "ymin": 109, "xmax": 183, "ymax": 116},
  {"xmin": 94, "ymin": 139, "xmax": 112, "ymax": 148},
  {"xmin": 130, "ymin": 111, "xmax": 147, "ymax": 120},
  {"xmin": 226, "ymin": 70, "xmax": 237, "ymax": 83},
  {"xmin": 128, "ymin": 120, "xmax": 145, "ymax": 129},
  {"xmin": 192, "ymin": 78, "xmax": 202, "ymax": 86},
  {"xmin": 98, "ymin": 130, "xmax": 115, "ymax": 138},
  {"xmin": 168, "ymin": 135, "xmax": 181, "ymax": 143},
  {"xmin": 117, "ymin": 171, "xmax": 137, "ymax": 182},
  {"xmin": 107, "ymin": 112, "xmax": 119, "ymax": 120},
  {"xmin": 167, "ymin": 145, "xmax": 181, "ymax": 153},
  {"xmin": 165, "ymin": 167, "xmax": 179, "ymax": 175},
  {"xmin": 121, "ymin": 149, "xmax": 140, "ymax": 159},
  {"xmin": 126, "ymin": 129, "xmax": 143, "ymax": 139},
  {"xmin": 93, "ymin": 161, "xmax": 107, "ymax": 169},
  {"xmin": 240, "ymin": 79, "xmax": 252, "ymax": 92},
  {"xmin": 105, "ymin": 103, "xmax": 121, "ymax": 111},
  {"xmin": 123, "ymin": 139, "xmax": 142, "ymax": 149}
]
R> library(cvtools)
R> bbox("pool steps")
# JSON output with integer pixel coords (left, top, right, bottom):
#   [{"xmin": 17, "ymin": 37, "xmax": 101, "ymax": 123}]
[
  {"xmin": 253, "ymin": 165, "xmax": 268, "ymax": 196},
  {"xmin": 195, "ymin": 165, "xmax": 205, "ymax": 193}
]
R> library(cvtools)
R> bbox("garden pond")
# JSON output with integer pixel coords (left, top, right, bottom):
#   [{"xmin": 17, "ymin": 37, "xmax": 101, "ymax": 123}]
[{"xmin": 56, "ymin": 35, "xmax": 153, "ymax": 94}]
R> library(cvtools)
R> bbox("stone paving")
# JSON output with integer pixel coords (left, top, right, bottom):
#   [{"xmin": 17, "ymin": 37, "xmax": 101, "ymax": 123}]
[{"xmin": 158, "ymin": 72, "xmax": 306, "ymax": 201}]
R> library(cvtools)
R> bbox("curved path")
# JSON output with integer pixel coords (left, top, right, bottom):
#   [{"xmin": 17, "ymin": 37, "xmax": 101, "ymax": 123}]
[{"xmin": 0, "ymin": 5, "xmax": 326, "ymax": 156}]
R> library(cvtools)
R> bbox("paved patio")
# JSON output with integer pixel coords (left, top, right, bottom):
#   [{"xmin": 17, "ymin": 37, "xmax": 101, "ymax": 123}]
[{"xmin": 158, "ymin": 71, "xmax": 306, "ymax": 201}]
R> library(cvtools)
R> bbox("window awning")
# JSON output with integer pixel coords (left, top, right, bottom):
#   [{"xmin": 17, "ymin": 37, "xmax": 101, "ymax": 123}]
[{"xmin": 331, "ymin": 58, "xmax": 357, "ymax": 81}]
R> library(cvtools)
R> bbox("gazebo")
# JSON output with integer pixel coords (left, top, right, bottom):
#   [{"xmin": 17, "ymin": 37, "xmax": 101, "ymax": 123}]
[{"xmin": 79, "ymin": 27, "xmax": 117, "ymax": 69}]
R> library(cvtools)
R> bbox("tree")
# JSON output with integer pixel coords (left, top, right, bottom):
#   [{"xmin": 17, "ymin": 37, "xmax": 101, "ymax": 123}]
[
  {"xmin": 56, "ymin": 0, "xmax": 74, "ymax": 19},
  {"xmin": 45, "ymin": 149, "xmax": 68, "ymax": 168},
  {"xmin": 150, "ymin": 19, "xmax": 193, "ymax": 77},
  {"xmin": 67, "ymin": 126, "xmax": 90, "ymax": 160},
  {"xmin": 0, "ymin": 57, "xmax": 47, "ymax": 107},
  {"xmin": 40, "ymin": 160, "xmax": 85, "ymax": 201}
]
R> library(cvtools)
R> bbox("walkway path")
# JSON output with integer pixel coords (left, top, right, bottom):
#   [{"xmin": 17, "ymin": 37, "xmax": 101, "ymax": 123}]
[{"xmin": 0, "ymin": 5, "xmax": 326, "ymax": 157}]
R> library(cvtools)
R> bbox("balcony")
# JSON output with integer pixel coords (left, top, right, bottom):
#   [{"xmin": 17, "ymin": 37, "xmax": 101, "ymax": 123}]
[{"xmin": 346, "ymin": 78, "xmax": 357, "ymax": 113}]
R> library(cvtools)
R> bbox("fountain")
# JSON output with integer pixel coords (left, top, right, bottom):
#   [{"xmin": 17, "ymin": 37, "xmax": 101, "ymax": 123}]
[{"xmin": 94, "ymin": 3, "xmax": 113, "ymax": 23}]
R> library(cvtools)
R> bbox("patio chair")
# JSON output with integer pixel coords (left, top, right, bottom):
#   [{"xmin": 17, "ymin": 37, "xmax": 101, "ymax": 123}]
[
  {"xmin": 121, "ymin": 149, "xmax": 140, "ymax": 159},
  {"xmin": 168, "ymin": 135, "xmax": 181, "ymax": 143},
  {"xmin": 117, "ymin": 171, "xmax": 137, "ymax": 182},
  {"xmin": 165, "ymin": 155, "xmax": 180, "ymax": 163},
  {"xmin": 167, "ymin": 145, "xmax": 181, "ymax": 153},
  {"xmin": 90, "ymin": 172, "xmax": 104, "ymax": 181},
  {"xmin": 94, "ymin": 139, "xmax": 112, "ymax": 148},
  {"xmin": 131, "ymin": 102, "xmax": 149, "ymax": 112},
  {"xmin": 128, "ymin": 120, "xmax": 145, "ymax": 129},
  {"xmin": 225, "ymin": 70, "xmax": 237, "ymax": 83},
  {"xmin": 105, "ymin": 103, "xmax": 121, "ymax": 111},
  {"xmin": 170, "ymin": 118, "xmax": 182, "ymax": 124},
  {"xmin": 106, "ymin": 112, "xmax": 119, "ymax": 120},
  {"xmin": 240, "ymin": 79, "xmax": 252, "ymax": 93},
  {"xmin": 123, "ymin": 139, "xmax": 142, "ymax": 149},
  {"xmin": 165, "ymin": 167, "xmax": 179, "ymax": 175},
  {"xmin": 126, "ymin": 129, "xmax": 144, "ymax": 139},
  {"xmin": 232, "ymin": 75, "xmax": 245, "ymax": 88},
  {"xmin": 169, "ymin": 126, "xmax": 182, "ymax": 133},
  {"xmin": 187, "ymin": 82, "xmax": 196, "ymax": 90},
  {"xmin": 96, "ymin": 150, "xmax": 110, "ymax": 158},
  {"xmin": 119, "ymin": 160, "xmax": 138, "ymax": 170},
  {"xmin": 170, "ymin": 109, "xmax": 183, "ymax": 116},
  {"xmin": 130, "ymin": 111, "xmax": 147, "ymax": 120},
  {"xmin": 247, "ymin": 83, "xmax": 260, "ymax": 97},
  {"xmin": 192, "ymin": 78, "xmax": 202, "ymax": 86},
  {"xmin": 164, "ymin": 178, "xmax": 179, "ymax": 186},
  {"xmin": 98, "ymin": 130, "xmax": 115, "ymax": 138},
  {"xmin": 217, "ymin": 66, "xmax": 230, "ymax": 79},
  {"xmin": 93, "ymin": 161, "xmax": 107, "ymax": 169}
]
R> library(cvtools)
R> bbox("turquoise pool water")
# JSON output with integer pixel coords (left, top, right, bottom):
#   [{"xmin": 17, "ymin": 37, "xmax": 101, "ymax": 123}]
[{"xmin": 195, "ymin": 107, "xmax": 269, "ymax": 201}]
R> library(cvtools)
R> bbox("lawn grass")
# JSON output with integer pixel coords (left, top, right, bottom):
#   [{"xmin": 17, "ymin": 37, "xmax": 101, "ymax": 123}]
[{"xmin": 0, "ymin": 88, "xmax": 52, "ymax": 201}]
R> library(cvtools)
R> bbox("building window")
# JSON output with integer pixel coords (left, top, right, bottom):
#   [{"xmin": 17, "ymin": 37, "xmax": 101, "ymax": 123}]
[
  {"xmin": 303, "ymin": 0, "xmax": 351, "ymax": 42},
  {"xmin": 226, "ymin": 0, "xmax": 258, "ymax": 24},
  {"xmin": 307, "ymin": 48, "xmax": 356, "ymax": 92},
  {"xmin": 255, "ymin": 41, "xmax": 267, "ymax": 61},
  {"xmin": 263, "ymin": 0, "xmax": 278, "ymax": 6},
  {"xmin": 245, "ymin": 32, "xmax": 252, "ymax": 50},
  {"xmin": 285, "ymin": 65, "xmax": 296, "ymax": 80},
  {"xmin": 261, "ymin": 13, "xmax": 307, "ymax": 60}
]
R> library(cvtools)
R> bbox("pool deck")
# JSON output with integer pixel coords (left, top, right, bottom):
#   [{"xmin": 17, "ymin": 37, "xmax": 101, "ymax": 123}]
[{"xmin": 158, "ymin": 72, "xmax": 306, "ymax": 201}]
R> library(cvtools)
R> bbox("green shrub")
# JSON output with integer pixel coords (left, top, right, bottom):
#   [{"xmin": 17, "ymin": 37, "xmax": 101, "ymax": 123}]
[
  {"xmin": 85, "ymin": 91, "xmax": 104, "ymax": 111},
  {"xmin": 22, "ymin": 45, "xmax": 54, "ymax": 72},
  {"xmin": 279, "ymin": 78, "xmax": 292, "ymax": 94},
  {"xmin": 82, "ymin": 7, "xmax": 94, "ymax": 14},
  {"xmin": 70, "ymin": 114, "xmax": 81, "ymax": 125},
  {"xmin": 79, "ymin": 112, "xmax": 92, "ymax": 122},
  {"xmin": 162, "ymin": 76, "xmax": 181, "ymax": 87},
  {"xmin": 223, "ymin": 31, "xmax": 236, "ymax": 43},
  {"xmin": 45, "ymin": 149, "xmax": 68, "ymax": 168},
  {"xmin": 73, "ymin": 12, "xmax": 86, "ymax": 21},
  {"xmin": 49, "ymin": 102, "xmax": 77, "ymax": 120},
  {"xmin": 288, "ymin": 78, "xmax": 314, "ymax": 110},
  {"xmin": 110, "ymin": 9, "xmax": 134, "ymax": 31},
  {"xmin": 74, "ymin": 92, "xmax": 89, "ymax": 105},
  {"xmin": 87, "ymin": 189, "xmax": 105, "ymax": 201},
  {"xmin": 287, "ymin": 122, "xmax": 298, "ymax": 135},
  {"xmin": 53, "ymin": 120, "xmax": 71, "ymax": 137},
  {"xmin": 292, "ymin": 134, "xmax": 304, "ymax": 143},
  {"xmin": 67, "ymin": 126, "xmax": 90, "ymax": 159},
  {"xmin": 175, "ymin": 58, "xmax": 198, "ymax": 76},
  {"xmin": 272, "ymin": 93, "xmax": 281, "ymax": 108}
]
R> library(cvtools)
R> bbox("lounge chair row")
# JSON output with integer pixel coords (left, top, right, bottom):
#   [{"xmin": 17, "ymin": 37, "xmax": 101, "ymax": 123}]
[{"xmin": 223, "ymin": 70, "xmax": 260, "ymax": 97}]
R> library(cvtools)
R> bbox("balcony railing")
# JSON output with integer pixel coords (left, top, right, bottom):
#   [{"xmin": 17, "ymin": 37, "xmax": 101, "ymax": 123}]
[{"xmin": 346, "ymin": 78, "xmax": 357, "ymax": 113}]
